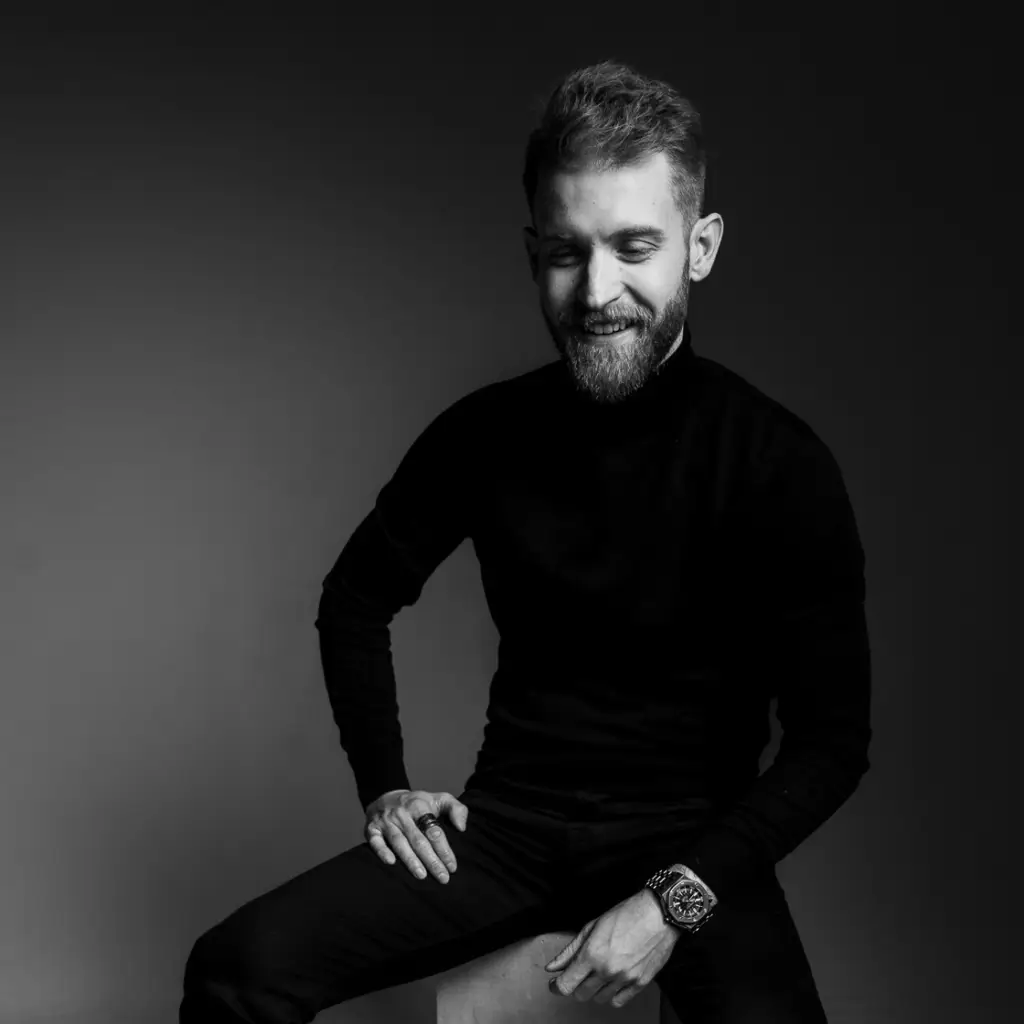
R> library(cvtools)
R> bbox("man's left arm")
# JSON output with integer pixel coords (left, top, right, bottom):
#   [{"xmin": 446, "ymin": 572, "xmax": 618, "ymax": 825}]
[
  {"xmin": 545, "ymin": 427, "xmax": 871, "ymax": 999},
  {"xmin": 668, "ymin": 427, "xmax": 873, "ymax": 905}
]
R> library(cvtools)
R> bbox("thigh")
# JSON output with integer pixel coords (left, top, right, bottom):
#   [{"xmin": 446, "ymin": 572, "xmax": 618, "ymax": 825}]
[
  {"xmin": 655, "ymin": 875, "xmax": 828, "ymax": 1024},
  {"xmin": 182, "ymin": 788, "xmax": 567, "ymax": 1022}
]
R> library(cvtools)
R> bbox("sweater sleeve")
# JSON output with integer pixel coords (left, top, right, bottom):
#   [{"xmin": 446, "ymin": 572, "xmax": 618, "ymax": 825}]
[
  {"xmin": 679, "ymin": 425, "xmax": 872, "ymax": 900},
  {"xmin": 314, "ymin": 396, "xmax": 476, "ymax": 811}
]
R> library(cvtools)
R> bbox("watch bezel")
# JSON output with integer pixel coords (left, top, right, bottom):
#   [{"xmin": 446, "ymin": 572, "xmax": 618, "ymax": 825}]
[{"xmin": 667, "ymin": 878, "xmax": 712, "ymax": 925}]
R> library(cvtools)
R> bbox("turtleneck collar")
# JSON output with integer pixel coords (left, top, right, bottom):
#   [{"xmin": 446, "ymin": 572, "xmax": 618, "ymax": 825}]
[{"xmin": 555, "ymin": 320, "xmax": 699, "ymax": 433}]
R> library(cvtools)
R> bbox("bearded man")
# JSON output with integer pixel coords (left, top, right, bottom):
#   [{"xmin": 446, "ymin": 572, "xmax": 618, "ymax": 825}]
[{"xmin": 180, "ymin": 59, "xmax": 871, "ymax": 1024}]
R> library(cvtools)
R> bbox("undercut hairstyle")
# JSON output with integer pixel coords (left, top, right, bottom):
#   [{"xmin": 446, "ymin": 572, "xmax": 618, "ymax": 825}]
[{"xmin": 522, "ymin": 59, "xmax": 707, "ymax": 235}]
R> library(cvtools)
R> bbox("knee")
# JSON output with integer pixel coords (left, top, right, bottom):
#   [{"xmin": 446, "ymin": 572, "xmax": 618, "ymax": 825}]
[
  {"xmin": 184, "ymin": 920, "xmax": 239, "ymax": 989},
  {"xmin": 182, "ymin": 919, "xmax": 295, "ymax": 1024}
]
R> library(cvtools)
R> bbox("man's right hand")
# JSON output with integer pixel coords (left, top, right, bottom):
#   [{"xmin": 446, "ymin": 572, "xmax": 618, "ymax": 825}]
[{"xmin": 363, "ymin": 788, "xmax": 468, "ymax": 884}]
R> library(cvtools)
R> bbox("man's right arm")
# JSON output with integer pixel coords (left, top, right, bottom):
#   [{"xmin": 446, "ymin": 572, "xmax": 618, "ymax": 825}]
[
  {"xmin": 316, "ymin": 557, "xmax": 414, "ymax": 813},
  {"xmin": 314, "ymin": 394, "xmax": 479, "ymax": 811}
]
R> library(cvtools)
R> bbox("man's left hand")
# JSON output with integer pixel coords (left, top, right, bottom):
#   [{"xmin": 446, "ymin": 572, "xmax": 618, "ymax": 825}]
[{"xmin": 544, "ymin": 888, "xmax": 681, "ymax": 1008}]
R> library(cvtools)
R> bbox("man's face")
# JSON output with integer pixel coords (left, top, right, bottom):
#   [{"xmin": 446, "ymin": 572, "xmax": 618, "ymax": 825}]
[{"xmin": 526, "ymin": 150, "xmax": 692, "ymax": 405}]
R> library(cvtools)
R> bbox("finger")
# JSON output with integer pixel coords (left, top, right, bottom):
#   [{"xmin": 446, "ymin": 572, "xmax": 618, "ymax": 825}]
[
  {"xmin": 441, "ymin": 794, "xmax": 470, "ymax": 832},
  {"xmin": 592, "ymin": 976, "xmax": 629, "ymax": 1005},
  {"xmin": 567, "ymin": 970, "xmax": 606, "ymax": 1002},
  {"xmin": 366, "ymin": 830, "xmax": 396, "ymax": 866},
  {"xmin": 400, "ymin": 815, "xmax": 451, "ymax": 883},
  {"xmin": 611, "ymin": 982, "xmax": 642, "ymax": 1008},
  {"xmin": 549, "ymin": 967, "xmax": 585, "ymax": 998},
  {"xmin": 545, "ymin": 929, "xmax": 585, "ymax": 970},
  {"xmin": 421, "ymin": 818, "xmax": 458, "ymax": 873},
  {"xmin": 382, "ymin": 820, "xmax": 430, "ymax": 880}
]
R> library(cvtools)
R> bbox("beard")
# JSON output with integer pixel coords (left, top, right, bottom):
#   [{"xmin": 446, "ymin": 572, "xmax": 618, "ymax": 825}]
[{"xmin": 541, "ymin": 261, "xmax": 691, "ymax": 405}]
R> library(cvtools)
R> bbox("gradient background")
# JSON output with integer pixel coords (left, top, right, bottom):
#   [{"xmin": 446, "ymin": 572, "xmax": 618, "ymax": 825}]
[{"xmin": 0, "ymin": 7, "xmax": 1016, "ymax": 1024}]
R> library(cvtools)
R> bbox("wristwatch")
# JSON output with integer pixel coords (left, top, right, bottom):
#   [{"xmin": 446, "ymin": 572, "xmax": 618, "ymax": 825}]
[{"xmin": 644, "ymin": 863, "xmax": 719, "ymax": 935}]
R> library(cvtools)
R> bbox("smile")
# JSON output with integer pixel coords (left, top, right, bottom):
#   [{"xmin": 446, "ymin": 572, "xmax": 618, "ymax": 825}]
[{"xmin": 581, "ymin": 322, "xmax": 635, "ymax": 339}]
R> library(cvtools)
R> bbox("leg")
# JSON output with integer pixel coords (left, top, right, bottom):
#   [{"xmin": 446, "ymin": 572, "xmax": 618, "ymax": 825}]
[{"xmin": 179, "ymin": 788, "xmax": 569, "ymax": 1023}]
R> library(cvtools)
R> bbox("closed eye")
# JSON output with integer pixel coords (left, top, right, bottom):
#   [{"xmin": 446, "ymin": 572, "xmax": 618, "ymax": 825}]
[{"xmin": 547, "ymin": 246, "xmax": 656, "ymax": 266}]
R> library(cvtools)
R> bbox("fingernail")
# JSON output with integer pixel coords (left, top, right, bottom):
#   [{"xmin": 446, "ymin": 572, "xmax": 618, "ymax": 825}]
[
  {"xmin": 439, "ymin": 872, "xmax": 450, "ymax": 883},
  {"xmin": 416, "ymin": 869, "xmax": 426, "ymax": 879}
]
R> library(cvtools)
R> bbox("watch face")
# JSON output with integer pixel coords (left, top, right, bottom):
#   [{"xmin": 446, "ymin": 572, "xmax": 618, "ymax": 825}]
[{"xmin": 669, "ymin": 881, "xmax": 708, "ymax": 924}]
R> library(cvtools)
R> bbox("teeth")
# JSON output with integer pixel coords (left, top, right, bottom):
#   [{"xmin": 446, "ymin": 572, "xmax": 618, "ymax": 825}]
[{"xmin": 587, "ymin": 322, "xmax": 629, "ymax": 335}]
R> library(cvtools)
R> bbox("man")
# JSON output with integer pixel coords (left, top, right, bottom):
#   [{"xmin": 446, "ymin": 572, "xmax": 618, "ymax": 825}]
[{"xmin": 180, "ymin": 59, "xmax": 871, "ymax": 1023}]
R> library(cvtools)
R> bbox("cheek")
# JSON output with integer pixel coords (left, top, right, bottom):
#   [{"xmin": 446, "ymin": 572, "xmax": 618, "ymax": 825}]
[
  {"xmin": 639, "ymin": 267, "xmax": 682, "ymax": 315},
  {"xmin": 541, "ymin": 269, "xmax": 576, "ymax": 310}
]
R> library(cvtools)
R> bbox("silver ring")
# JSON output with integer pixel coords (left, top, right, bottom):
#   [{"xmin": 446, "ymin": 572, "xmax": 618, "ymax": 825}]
[{"xmin": 415, "ymin": 812, "xmax": 441, "ymax": 832}]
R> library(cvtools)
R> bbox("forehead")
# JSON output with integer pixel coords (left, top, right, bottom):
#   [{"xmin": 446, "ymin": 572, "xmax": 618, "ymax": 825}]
[{"xmin": 534, "ymin": 150, "xmax": 683, "ymax": 239}]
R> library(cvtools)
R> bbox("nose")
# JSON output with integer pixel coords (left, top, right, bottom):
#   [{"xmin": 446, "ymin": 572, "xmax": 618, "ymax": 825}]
[{"xmin": 577, "ymin": 249, "xmax": 622, "ymax": 311}]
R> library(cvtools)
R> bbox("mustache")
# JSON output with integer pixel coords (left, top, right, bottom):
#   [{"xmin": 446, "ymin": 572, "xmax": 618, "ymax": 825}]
[{"xmin": 558, "ymin": 310, "xmax": 653, "ymax": 331}]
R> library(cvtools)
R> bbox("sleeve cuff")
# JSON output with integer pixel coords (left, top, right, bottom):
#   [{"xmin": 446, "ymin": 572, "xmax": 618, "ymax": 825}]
[
  {"xmin": 353, "ymin": 762, "xmax": 411, "ymax": 812},
  {"xmin": 680, "ymin": 825, "xmax": 772, "ymax": 901}
]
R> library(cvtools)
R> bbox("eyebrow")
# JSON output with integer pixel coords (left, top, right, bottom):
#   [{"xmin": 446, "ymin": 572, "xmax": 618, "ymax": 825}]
[{"xmin": 541, "ymin": 225, "xmax": 668, "ymax": 244}]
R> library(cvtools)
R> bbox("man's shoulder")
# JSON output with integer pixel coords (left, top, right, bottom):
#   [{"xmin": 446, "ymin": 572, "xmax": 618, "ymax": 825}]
[
  {"xmin": 434, "ymin": 360, "xmax": 561, "ymax": 430},
  {"xmin": 693, "ymin": 353, "xmax": 835, "ymax": 473},
  {"xmin": 466, "ymin": 359, "xmax": 562, "ymax": 403}
]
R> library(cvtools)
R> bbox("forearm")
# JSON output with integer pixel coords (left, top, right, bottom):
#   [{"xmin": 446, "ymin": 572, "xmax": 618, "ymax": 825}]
[
  {"xmin": 315, "ymin": 571, "xmax": 411, "ymax": 811},
  {"xmin": 678, "ymin": 597, "xmax": 872, "ymax": 899}
]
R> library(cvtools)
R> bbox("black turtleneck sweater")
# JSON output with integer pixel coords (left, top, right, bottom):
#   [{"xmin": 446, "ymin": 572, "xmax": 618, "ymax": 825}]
[{"xmin": 314, "ymin": 323, "xmax": 872, "ymax": 900}]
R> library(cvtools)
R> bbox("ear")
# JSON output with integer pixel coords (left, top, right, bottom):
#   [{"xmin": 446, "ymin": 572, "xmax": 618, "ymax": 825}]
[
  {"xmin": 523, "ymin": 225, "xmax": 540, "ymax": 282},
  {"xmin": 688, "ymin": 213, "xmax": 724, "ymax": 283}
]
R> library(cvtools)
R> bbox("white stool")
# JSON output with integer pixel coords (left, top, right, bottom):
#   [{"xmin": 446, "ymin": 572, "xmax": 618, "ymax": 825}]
[{"xmin": 435, "ymin": 932, "xmax": 683, "ymax": 1023}]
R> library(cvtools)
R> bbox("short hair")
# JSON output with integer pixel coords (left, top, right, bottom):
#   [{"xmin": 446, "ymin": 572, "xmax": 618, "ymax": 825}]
[{"xmin": 522, "ymin": 59, "xmax": 706, "ymax": 234}]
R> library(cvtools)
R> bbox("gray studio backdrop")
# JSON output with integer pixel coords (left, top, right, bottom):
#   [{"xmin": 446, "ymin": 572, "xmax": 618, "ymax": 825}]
[{"xmin": 0, "ymin": 12, "xmax": 1014, "ymax": 1024}]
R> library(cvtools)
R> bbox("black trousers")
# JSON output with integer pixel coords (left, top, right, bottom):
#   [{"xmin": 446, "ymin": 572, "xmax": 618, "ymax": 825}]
[{"xmin": 179, "ymin": 785, "xmax": 828, "ymax": 1023}]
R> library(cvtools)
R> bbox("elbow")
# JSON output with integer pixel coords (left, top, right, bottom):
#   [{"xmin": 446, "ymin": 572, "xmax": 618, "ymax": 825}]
[
  {"xmin": 841, "ymin": 723, "xmax": 872, "ymax": 791},
  {"xmin": 839, "ymin": 735, "xmax": 871, "ymax": 802},
  {"xmin": 855, "ymin": 722, "xmax": 872, "ymax": 781},
  {"xmin": 315, "ymin": 575, "xmax": 396, "ymax": 636},
  {"xmin": 314, "ymin": 584, "xmax": 337, "ymax": 633}
]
